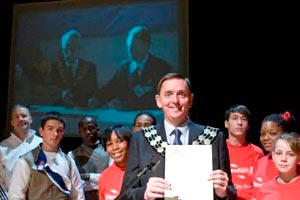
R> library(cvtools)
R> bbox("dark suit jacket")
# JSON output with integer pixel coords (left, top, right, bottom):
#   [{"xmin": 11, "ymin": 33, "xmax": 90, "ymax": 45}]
[
  {"xmin": 121, "ymin": 120, "xmax": 236, "ymax": 200},
  {"xmin": 97, "ymin": 54, "xmax": 173, "ymax": 110},
  {"xmin": 48, "ymin": 56, "xmax": 98, "ymax": 107}
]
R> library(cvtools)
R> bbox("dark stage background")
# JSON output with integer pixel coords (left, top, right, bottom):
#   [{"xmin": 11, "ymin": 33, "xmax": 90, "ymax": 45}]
[{"xmin": 1, "ymin": 0, "xmax": 299, "ymax": 153}]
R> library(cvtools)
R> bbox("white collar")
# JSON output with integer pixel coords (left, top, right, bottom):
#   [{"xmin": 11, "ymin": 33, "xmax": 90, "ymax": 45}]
[{"xmin": 164, "ymin": 119, "xmax": 189, "ymax": 136}]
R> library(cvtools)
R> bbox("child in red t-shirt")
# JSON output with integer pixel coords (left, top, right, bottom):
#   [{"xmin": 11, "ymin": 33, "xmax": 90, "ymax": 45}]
[
  {"xmin": 98, "ymin": 125, "xmax": 131, "ymax": 200},
  {"xmin": 252, "ymin": 111, "xmax": 296, "ymax": 189},
  {"xmin": 224, "ymin": 105, "xmax": 264, "ymax": 200},
  {"xmin": 252, "ymin": 133, "xmax": 300, "ymax": 200}
]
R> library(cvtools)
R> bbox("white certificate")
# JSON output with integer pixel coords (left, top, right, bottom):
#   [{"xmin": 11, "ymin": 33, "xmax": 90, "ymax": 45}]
[{"xmin": 165, "ymin": 145, "xmax": 213, "ymax": 200}]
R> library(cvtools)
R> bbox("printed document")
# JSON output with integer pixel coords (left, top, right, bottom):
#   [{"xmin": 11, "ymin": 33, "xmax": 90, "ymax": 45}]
[{"xmin": 165, "ymin": 145, "xmax": 213, "ymax": 200}]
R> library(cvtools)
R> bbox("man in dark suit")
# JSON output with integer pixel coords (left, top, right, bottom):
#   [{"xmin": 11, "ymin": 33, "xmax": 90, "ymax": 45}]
[
  {"xmin": 120, "ymin": 73, "xmax": 236, "ymax": 200},
  {"xmin": 95, "ymin": 25, "xmax": 174, "ymax": 110},
  {"xmin": 48, "ymin": 29, "xmax": 98, "ymax": 108}
]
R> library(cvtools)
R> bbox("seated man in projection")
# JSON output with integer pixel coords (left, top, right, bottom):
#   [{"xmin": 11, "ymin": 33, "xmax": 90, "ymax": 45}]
[
  {"xmin": 48, "ymin": 29, "xmax": 98, "ymax": 108},
  {"xmin": 93, "ymin": 25, "xmax": 174, "ymax": 110}
]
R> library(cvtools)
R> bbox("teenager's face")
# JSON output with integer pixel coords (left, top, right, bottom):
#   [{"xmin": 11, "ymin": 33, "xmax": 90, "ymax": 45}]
[
  {"xmin": 225, "ymin": 112, "xmax": 249, "ymax": 138},
  {"xmin": 39, "ymin": 119, "xmax": 64, "ymax": 152},
  {"xmin": 272, "ymin": 139, "xmax": 300, "ymax": 175},
  {"xmin": 105, "ymin": 131, "xmax": 129, "ymax": 167},
  {"xmin": 79, "ymin": 118, "xmax": 98, "ymax": 145},
  {"xmin": 260, "ymin": 121, "xmax": 285, "ymax": 152},
  {"xmin": 133, "ymin": 114, "xmax": 154, "ymax": 132}
]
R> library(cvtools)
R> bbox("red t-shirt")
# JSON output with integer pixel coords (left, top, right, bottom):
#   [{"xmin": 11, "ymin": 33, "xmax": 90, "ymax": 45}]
[
  {"xmin": 226, "ymin": 140, "xmax": 264, "ymax": 200},
  {"xmin": 98, "ymin": 162, "xmax": 126, "ymax": 200},
  {"xmin": 252, "ymin": 176, "xmax": 300, "ymax": 200},
  {"xmin": 252, "ymin": 154, "xmax": 278, "ymax": 189}
]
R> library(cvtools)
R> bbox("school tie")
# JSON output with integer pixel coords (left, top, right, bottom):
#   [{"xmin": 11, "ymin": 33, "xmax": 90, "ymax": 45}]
[
  {"xmin": 35, "ymin": 149, "xmax": 70, "ymax": 195},
  {"xmin": 172, "ymin": 129, "xmax": 183, "ymax": 145}
]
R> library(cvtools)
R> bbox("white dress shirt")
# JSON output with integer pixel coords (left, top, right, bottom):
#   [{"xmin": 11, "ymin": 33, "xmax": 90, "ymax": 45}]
[
  {"xmin": 8, "ymin": 149, "xmax": 85, "ymax": 200},
  {"xmin": 164, "ymin": 119, "xmax": 189, "ymax": 145},
  {"xmin": 0, "ymin": 130, "xmax": 42, "ymax": 193}
]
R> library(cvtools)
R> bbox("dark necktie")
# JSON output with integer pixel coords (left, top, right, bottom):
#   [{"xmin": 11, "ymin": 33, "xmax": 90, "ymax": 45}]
[{"xmin": 172, "ymin": 129, "xmax": 183, "ymax": 145}]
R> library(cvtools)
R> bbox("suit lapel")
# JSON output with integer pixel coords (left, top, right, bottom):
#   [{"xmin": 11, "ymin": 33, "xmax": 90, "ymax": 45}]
[
  {"xmin": 188, "ymin": 121, "xmax": 205, "ymax": 144},
  {"xmin": 156, "ymin": 123, "xmax": 168, "ymax": 142}
]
